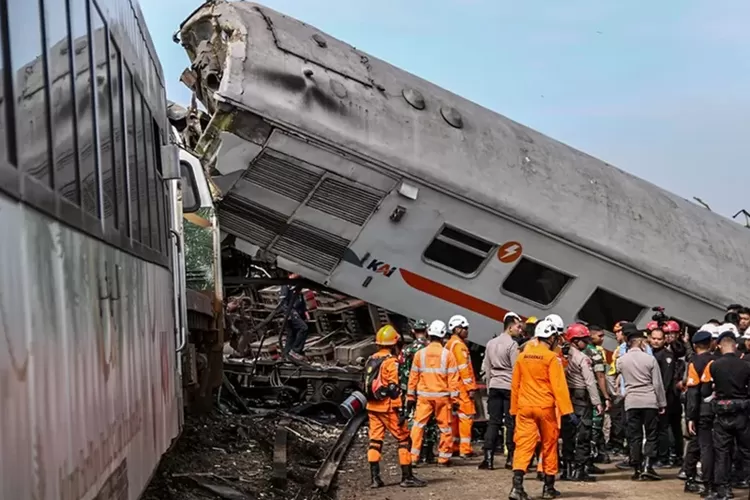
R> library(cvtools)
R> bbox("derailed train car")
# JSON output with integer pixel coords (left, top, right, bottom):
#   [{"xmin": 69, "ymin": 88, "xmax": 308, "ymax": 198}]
[{"xmin": 177, "ymin": 1, "xmax": 750, "ymax": 351}]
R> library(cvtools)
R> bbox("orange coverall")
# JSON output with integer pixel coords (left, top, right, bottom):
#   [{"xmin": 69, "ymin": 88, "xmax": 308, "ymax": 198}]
[
  {"xmin": 407, "ymin": 342, "xmax": 461, "ymax": 465},
  {"xmin": 510, "ymin": 340, "xmax": 573, "ymax": 475},
  {"xmin": 366, "ymin": 349, "xmax": 411, "ymax": 466},
  {"xmin": 446, "ymin": 335, "xmax": 477, "ymax": 455}
]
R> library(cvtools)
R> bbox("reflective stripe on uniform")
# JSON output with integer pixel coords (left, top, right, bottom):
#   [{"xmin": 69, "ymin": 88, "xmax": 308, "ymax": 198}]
[
  {"xmin": 458, "ymin": 363, "xmax": 469, "ymax": 370},
  {"xmin": 463, "ymin": 378, "xmax": 474, "ymax": 385},
  {"xmin": 411, "ymin": 448, "xmax": 421, "ymax": 455},
  {"xmin": 439, "ymin": 426, "xmax": 451, "ymax": 434},
  {"xmin": 439, "ymin": 452, "xmax": 453, "ymax": 458},
  {"xmin": 450, "ymin": 391, "xmax": 459, "ymax": 397},
  {"xmin": 414, "ymin": 421, "xmax": 425, "ymax": 428},
  {"xmin": 460, "ymin": 437, "xmax": 471, "ymax": 443},
  {"xmin": 417, "ymin": 390, "xmax": 452, "ymax": 397},
  {"xmin": 457, "ymin": 412, "xmax": 474, "ymax": 420}
]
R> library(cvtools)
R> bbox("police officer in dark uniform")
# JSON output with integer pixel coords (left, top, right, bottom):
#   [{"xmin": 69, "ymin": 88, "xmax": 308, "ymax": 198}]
[
  {"xmin": 703, "ymin": 329, "xmax": 750, "ymax": 500},
  {"xmin": 682, "ymin": 328, "xmax": 716, "ymax": 495}
]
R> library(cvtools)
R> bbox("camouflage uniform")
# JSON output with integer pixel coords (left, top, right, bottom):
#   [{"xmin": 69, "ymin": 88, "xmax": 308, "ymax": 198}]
[
  {"xmin": 584, "ymin": 344, "xmax": 608, "ymax": 459},
  {"xmin": 399, "ymin": 336, "xmax": 439, "ymax": 459}
]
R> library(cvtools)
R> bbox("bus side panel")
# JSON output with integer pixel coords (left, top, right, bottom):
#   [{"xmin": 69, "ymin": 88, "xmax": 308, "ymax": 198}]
[{"xmin": 0, "ymin": 193, "xmax": 179, "ymax": 500}]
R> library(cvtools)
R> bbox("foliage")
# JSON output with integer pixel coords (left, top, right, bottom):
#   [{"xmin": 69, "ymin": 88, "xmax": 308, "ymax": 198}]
[{"xmin": 184, "ymin": 207, "xmax": 214, "ymax": 290}]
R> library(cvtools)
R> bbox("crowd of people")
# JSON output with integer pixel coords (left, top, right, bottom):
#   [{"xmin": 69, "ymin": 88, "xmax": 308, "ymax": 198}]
[{"xmin": 361, "ymin": 305, "xmax": 750, "ymax": 500}]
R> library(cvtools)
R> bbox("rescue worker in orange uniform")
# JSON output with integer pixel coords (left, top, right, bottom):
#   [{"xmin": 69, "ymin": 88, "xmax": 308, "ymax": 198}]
[
  {"xmin": 365, "ymin": 325, "xmax": 426, "ymax": 488},
  {"xmin": 446, "ymin": 314, "xmax": 477, "ymax": 457},
  {"xmin": 407, "ymin": 320, "xmax": 461, "ymax": 466},
  {"xmin": 509, "ymin": 318, "xmax": 574, "ymax": 500}
]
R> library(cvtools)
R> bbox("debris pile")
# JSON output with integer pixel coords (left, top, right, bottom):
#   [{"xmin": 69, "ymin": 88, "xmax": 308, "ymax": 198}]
[{"xmin": 141, "ymin": 409, "xmax": 344, "ymax": 500}]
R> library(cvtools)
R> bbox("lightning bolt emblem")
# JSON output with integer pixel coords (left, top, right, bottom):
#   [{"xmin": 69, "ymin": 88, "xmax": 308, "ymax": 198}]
[{"xmin": 498, "ymin": 241, "xmax": 523, "ymax": 262}]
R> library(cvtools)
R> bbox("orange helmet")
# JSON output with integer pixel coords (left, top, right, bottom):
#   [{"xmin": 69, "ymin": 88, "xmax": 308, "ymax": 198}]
[
  {"xmin": 375, "ymin": 325, "xmax": 400, "ymax": 346},
  {"xmin": 565, "ymin": 323, "xmax": 590, "ymax": 343}
]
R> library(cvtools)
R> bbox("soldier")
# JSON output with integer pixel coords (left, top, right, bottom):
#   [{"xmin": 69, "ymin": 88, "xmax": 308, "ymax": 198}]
[
  {"xmin": 583, "ymin": 325, "xmax": 612, "ymax": 470},
  {"xmin": 399, "ymin": 319, "xmax": 439, "ymax": 463},
  {"xmin": 560, "ymin": 323, "xmax": 603, "ymax": 482}
]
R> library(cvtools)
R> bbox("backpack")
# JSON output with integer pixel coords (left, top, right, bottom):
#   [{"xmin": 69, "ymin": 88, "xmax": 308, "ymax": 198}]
[{"xmin": 364, "ymin": 355, "xmax": 392, "ymax": 401}]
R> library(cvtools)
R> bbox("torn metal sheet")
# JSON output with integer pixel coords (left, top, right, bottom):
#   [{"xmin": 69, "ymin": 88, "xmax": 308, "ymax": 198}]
[{"xmin": 313, "ymin": 411, "xmax": 367, "ymax": 492}]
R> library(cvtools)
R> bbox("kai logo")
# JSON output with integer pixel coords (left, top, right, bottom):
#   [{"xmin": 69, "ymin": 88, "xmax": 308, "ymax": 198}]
[{"xmin": 366, "ymin": 258, "xmax": 398, "ymax": 277}]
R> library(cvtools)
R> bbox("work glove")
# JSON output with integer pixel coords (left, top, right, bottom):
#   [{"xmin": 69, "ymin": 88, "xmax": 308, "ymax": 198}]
[
  {"xmin": 398, "ymin": 409, "xmax": 408, "ymax": 427},
  {"xmin": 452, "ymin": 402, "xmax": 460, "ymax": 414},
  {"xmin": 405, "ymin": 399, "xmax": 416, "ymax": 415}
]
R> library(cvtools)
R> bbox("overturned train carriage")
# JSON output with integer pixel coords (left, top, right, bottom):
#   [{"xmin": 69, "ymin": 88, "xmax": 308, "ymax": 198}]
[{"xmin": 177, "ymin": 1, "xmax": 750, "ymax": 351}]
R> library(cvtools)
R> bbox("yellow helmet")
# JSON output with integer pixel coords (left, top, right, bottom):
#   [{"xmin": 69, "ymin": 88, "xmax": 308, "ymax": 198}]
[
  {"xmin": 375, "ymin": 325, "xmax": 400, "ymax": 346},
  {"xmin": 526, "ymin": 316, "xmax": 538, "ymax": 324}
]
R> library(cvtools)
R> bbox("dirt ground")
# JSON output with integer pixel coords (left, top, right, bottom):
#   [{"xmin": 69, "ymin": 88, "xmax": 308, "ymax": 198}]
[
  {"xmin": 334, "ymin": 435, "xmax": 698, "ymax": 500},
  {"xmin": 143, "ymin": 412, "xmax": 703, "ymax": 500}
]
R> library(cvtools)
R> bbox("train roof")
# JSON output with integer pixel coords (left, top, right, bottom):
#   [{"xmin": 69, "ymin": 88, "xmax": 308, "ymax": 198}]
[{"xmin": 181, "ymin": 1, "xmax": 750, "ymax": 308}]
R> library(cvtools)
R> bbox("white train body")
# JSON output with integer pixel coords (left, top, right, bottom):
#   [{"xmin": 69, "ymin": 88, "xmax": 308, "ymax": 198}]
[
  {"xmin": 0, "ymin": 0, "xmax": 212, "ymax": 498},
  {"xmin": 179, "ymin": 2, "xmax": 750, "ymax": 351}
]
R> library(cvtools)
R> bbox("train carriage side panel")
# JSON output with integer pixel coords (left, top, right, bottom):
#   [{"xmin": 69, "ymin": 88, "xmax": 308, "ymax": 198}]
[{"xmin": 179, "ymin": 1, "xmax": 750, "ymax": 310}]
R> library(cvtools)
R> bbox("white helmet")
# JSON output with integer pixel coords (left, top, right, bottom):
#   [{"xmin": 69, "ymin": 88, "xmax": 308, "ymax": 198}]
[
  {"xmin": 428, "ymin": 319, "xmax": 448, "ymax": 338},
  {"xmin": 503, "ymin": 311, "xmax": 521, "ymax": 322},
  {"xmin": 448, "ymin": 314, "xmax": 469, "ymax": 331},
  {"xmin": 699, "ymin": 323, "xmax": 720, "ymax": 338},
  {"xmin": 544, "ymin": 314, "xmax": 564, "ymax": 334},
  {"xmin": 535, "ymin": 319, "xmax": 558, "ymax": 339},
  {"xmin": 719, "ymin": 323, "xmax": 739, "ymax": 338}
]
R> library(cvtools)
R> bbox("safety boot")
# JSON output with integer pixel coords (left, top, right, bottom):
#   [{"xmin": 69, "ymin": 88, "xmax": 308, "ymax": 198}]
[
  {"xmin": 559, "ymin": 461, "xmax": 572, "ymax": 481},
  {"xmin": 570, "ymin": 464, "xmax": 597, "ymax": 482},
  {"xmin": 594, "ymin": 451, "xmax": 611, "ymax": 464},
  {"xmin": 542, "ymin": 474, "xmax": 562, "ymax": 499},
  {"xmin": 478, "ymin": 449, "xmax": 494, "ymax": 470},
  {"xmin": 677, "ymin": 469, "xmax": 689, "ymax": 481},
  {"xmin": 505, "ymin": 452, "xmax": 514, "ymax": 470},
  {"xmin": 631, "ymin": 463, "xmax": 643, "ymax": 481},
  {"xmin": 585, "ymin": 460, "xmax": 605, "ymax": 475},
  {"xmin": 369, "ymin": 462, "xmax": 385, "ymax": 488},
  {"xmin": 509, "ymin": 471, "xmax": 531, "ymax": 500},
  {"xmin": 422, "ymin": 446, "xmax": 436, "ymax": 465},
  {"xmin": 685, "ymin": 479, "xmax": 702, "ymax": 493},
  {"xmin": 399, "ymin": 464, "xmax": 426, "ymax": 488},
  {"xmin": 640, "ymin": 457, "xmax": 662, "ymax": 481}
]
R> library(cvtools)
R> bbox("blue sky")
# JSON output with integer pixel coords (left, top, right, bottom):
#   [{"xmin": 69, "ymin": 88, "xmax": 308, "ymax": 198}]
[{"xmin": 141, "ymin": 0, "xmax": 750, "ymax": 221}]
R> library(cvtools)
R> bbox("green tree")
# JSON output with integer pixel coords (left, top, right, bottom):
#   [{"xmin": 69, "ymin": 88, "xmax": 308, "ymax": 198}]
[{"xmin": 184, "ymin": 207, "xmax": 214, "ymax": 290}]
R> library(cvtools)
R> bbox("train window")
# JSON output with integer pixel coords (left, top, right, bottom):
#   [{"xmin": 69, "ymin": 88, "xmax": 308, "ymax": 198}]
[
  {"xmin": 136, "ymin": 95, "xmax": 151, "ymax": 247},
  {"xmin": 180, "ymin": 161, "xmax": 198, "ymax": 212},
  {"xmin": 46, "ymin": 0, "xmax": 79, "ymax": 204},
  {"xmin": 502, "ymin": 257, "xmax": 572, "ymax": 306},
  {"xmin": 123, "ymin": 67, "xmax": 139, "ymax": 240},
  {"xmin": 70, "ymin": 0, "xmax": 97, "ymax": 215},
  {"xmin": 144, "ymin": 107, "xmax": 159, "ymax": 249},
  {"xmin": 423, "ymin": 225, "xmax": 493, "ymax": 276},
  {"xmin": 109, "ymin": 39, "xmax": 127, "ymax": 232},
  {"xmin": 91, "ymin": 4, "xmax": 115, "ymax": 226},
  {"xmin": 8, "ymin": 0, "xmax": 52, "ymax": 185},
  {"xmin": 0, "ymin": 1, "xmax": 13, "ymax": 167},
  {"xmin": 577, "ymin": 287, "xmax": 644, "ymax": 331}
]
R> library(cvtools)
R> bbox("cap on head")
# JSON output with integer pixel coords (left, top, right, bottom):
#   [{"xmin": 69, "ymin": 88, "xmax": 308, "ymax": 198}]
[
  {"xmin": 448, "ymin": 314, "xmax": 469, "ymax": 331},
  {"xmin": 428, "ymin": 320, "xmax": 448, "ymax": 338},
  {"xmin": 526, "ymin": 316, "xmax": 538, "ymax": 325},
  {"xmin": 691, "ymin": 330, "xmax": 712, "ymax": 344},
  {"xmin": 375, "ymin": 324, "xmax": 400, "ymax": 346},
  {"xmin": 716, "ymin": 330, "xmax": 737, "ymax": 344},
  {"xmin": 535, "ymin": 319, "xmax": 558, "ymax": 339},
  {"xmin": 565, "ymin": 323, "xmax": 590, "ymax": 343}
]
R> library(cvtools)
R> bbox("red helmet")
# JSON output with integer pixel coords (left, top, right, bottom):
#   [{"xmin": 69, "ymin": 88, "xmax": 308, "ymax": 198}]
[
  {"xmin": 663, "ymin": 320, "xmax": 680, "ymax": 333},
  {"xmin": 565, "ymin": 323, "xmax": 590, "ymax": 343},
  {"xmin": 645, "ymin": 321, "xmax": 659, "ymax": 331}
]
